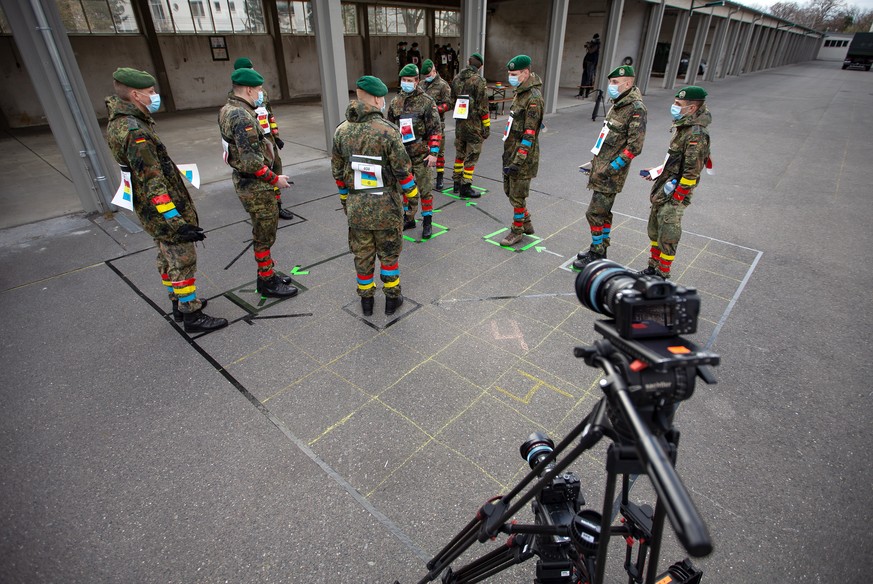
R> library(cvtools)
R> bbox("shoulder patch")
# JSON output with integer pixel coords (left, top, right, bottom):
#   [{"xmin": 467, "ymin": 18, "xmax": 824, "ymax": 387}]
[{"xmin": 633, "ymin": 101, "xmax": 646, "ymax": 110}]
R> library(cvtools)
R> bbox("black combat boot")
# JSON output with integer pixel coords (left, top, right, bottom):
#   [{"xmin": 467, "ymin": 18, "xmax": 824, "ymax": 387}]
[
  {"xmin": 421, "ymin": 216, "xmax": 433, "ymax": 239},
  {"xmin": 452, "ymin": 180, "xmax": 461, "ymax": 194},
  {"xmin": 173, "ymin": 298, "xmax": 207, "ymax": 322},
  {"xmin": 637, "ymin": 266, "xmax": 661, "ymax": 277},
  {"xmin": 435, "ymin": 173, "xmax": 444, "ymax": 191},
  {"xmin": 459, "ymin": 183, "xmax": 481, "ymax": 199},
  {"xmin": 257, "ymin": 274, "xmax": 299, "ymax": 298},
  {"xmin": 278, "ymin": 205, "xmax": 295, "ymax": 220},
  {"xmin": 403, "ymin": 215, "xmax": 417, "ymax": 230},
  {"xmin": 572, "ymin": 250, "xmax": 606, "ymax": 271},
  {"xmin": 183, "ymin": 310, "xmax": 228, "ymax": 333},
  {"xmin": 361, "ymin": 296, "xmax": 374, "ymax": 316},
  {"xmin": 385, "ymin": 294, "xmax": 404, "ymax": 315}
]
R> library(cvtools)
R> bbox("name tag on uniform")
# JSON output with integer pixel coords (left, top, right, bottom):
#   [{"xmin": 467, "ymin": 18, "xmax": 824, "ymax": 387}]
[
  {"xmin": 441, "ymin": 55, "xmax": 448, "ymax": 65},
  {"xmin": 591, "ymin": 124, "xmax": 610, "ymax": 155},
  {"xmin": 221, "ymin": 139, "xmax": 230, "ymax": 165},
  {"xmin": 454, "ymin": 96, "xmax": 470, "ymax": 120},
  {"xmin": 254, "ymin": 106, "xmax": 271, "ymax": 135},
  {"xmin": 111, "ymin": 165, "xmax": 134, "ymax": 211},
  {"xmin": 351, "ymin": 155, "xmax": 384, "ymax": 194},
  {"xmin": 502, "ymin": 114, "xmax": 514, "ymax": 142},
  {"xmin": 399, "ymin": 117, "xmax": 416, "ymax": 143},
  {"xmin": 648, "ymin": 154, "xmax": 670, "ymax": 179}
]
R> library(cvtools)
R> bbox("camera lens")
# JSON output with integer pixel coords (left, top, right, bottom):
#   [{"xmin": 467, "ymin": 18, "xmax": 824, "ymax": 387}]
[
  {"xmin": 519, "ymin": 432, "xmax": 555, "ymax": 470},
  {"xmin": 575, "ymin": 259, "xmax": 637, "ymax": 317}
]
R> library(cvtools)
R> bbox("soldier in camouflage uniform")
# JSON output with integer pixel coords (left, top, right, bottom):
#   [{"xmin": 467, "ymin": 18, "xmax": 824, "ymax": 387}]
[
  {"xmin": 638, "ymin": 86, "xmax": 712, "ymax": 279},
  {"xmin": 106, "ymin": 67, "xmax": 227, "ymax": 333},
  {"xmin": 219, "ymin": 68, "xmax": 298, "ymax": 298},
  {"xmin": 420, "ymin": 59, "xmax": 452, "ymax": 191},
  {"xmin": 574, "ymin": 65, "xmax": 647, "ymax": 270},
  {"xmin": 232, "ymin": 57, "xmax": 294, "ymax": 220},
  {"xmin": 388, "ymin": 63, "xmax": 442, "ymax": 239},
  {"xmin": 499, "ymin": 55, "xmax": 544, "ymax": 247},
  {"xmin": 450, "ymin": 53, "xmax": 491, "ymax": 198},
  {"xmin": 332, "ymin": 76, "xmax": 418, "ymax": 316}
]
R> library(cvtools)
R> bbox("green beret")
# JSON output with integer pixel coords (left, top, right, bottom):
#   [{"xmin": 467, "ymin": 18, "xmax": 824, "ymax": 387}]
[
  {"xmin": 471, "ymin": 52, "xmax": 484, "ymax": 65},
  {"xmin": 676, "ymin": 86, "xmax": 707, "ymax": 101},
  {"xmin": 607, "ymin": 65, "xmax": 635, "ymax": 79},
  {"xmin": 112, "ymin": 67, "xmax": 156, "ymax": 89},
  {"xmin": 356, "ymin": 75, "xmax": 388, "ymax": 97},
  {"xmin": 421, "ymin": 59, "xmax": 435, "ymax": 75},
  {"xmin": 233, "ymin": 57, "xmax": 253, "ymax": 70},
  {"xmin": 231, "ymin": 68, "xmax": 264, "ymax": 87},
  {"xmin": 399, "ymin": 63, "xmax": 419, "ymax": 78},
  {"xmin": 507, "ymin": 55, "xmax": 531, "ymax": 71}
]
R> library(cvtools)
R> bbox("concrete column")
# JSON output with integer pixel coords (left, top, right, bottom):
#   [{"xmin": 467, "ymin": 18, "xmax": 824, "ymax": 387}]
[
  {"xmin": 310, "ymin": 0, "xmax": 349, "ymax": 151},
  {"xmin": 753, "ymin": 26, "xmax": 771, "ymax": 71},
  {"xmin": 264, "ymin": 0, "xmax": 289, "ymax": 100},
  {"xmin": 599, "ymin": 0, "xmax": 626, "ymax": 94},
  {"xmin": 544, "ymin": 0, "xmax": 569, "ymax": 114},
  {"xmin": 764, "ymin": 29, "xmax": 782, "ymax": 69},
  {"xmin": 131, "ymin": 0, "xmax": 174, "ymax": 111},
  {"xmin": 359, "ymin": 4, "xmax": 372, "ymax": 75},
  {"xmin": 663, "ymin": 9, "xmax": 691, "ymax": 89},
  {"xmin": 461, "ymin": 0, "xmax": 487, "ymax": 59},
  {"xmin": 0, "ymin": 0, "xmax": 116, "ymax": 214},
  {"xmin": 705, "ymin": 14, "xmax": 728, "ymax": 82},
  {"xmin": 686, "ymin": 11, "xmax": 712, "ymax": 84},
  {"xmin": 774, "ymin": 30, "xmax": 789, "ymax": 67},
  {"xmin": 743, "ymin": 24, "xmax": 762, "ymax": 73},
  {"xmin": 638, "ymin": 0, "xmax": 667, "ymax": 94},
  {"xmin": 721, "ymin": 16, "xmax": 742, "ymax": 77}
]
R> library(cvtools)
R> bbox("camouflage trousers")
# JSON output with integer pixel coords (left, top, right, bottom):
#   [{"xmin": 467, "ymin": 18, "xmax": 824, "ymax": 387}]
[
  {"xmin": 237, "ymin": 188, "xmax": 280, "ymax": 280},
  {"xmin": 404, "ymin": 159, "xmax": 434, "ymax": 220},
  {"xmin": 272, "ymin": 152, "xmax": 285, "ymax": 207},
  {"xmin": 435, "ymin": 133, "xmax": 446, "ymax": 179},
  {"xmin": 585, "ymin": 190, "xmax": 618, "ymax": 254},
  {"xmin": 647, "ymin": 201, "xmax": 686, "ymax": 278},
  {"xmin": 349, "ymin": 226, "xmax": 403, "ymax": 298},
  {"xmin": 503, "ymin": 175, "xmax": 532, "ymax": 235},
  {"xmin": 156, "ymin": 240, "xmax": 202, "ymax": 313},
  {"xmin": 452, "ymin": 138, "xmax": 483, "ymax": 185}
]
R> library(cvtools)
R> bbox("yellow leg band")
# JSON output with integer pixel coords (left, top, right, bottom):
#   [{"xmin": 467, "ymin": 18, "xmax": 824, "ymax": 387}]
[
  {"xmin": 357, "ymin": 282, "xmax": 376, "ymax": 290},
  {"xmin": 383, "ymin": 278, "xmax": 400, "ymax": 289}
]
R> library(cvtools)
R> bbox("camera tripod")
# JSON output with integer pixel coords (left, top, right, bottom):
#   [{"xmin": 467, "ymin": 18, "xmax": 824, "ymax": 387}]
[{"xmin": 409, "ymin": 337, "xmax": 715, "ymax": 584}]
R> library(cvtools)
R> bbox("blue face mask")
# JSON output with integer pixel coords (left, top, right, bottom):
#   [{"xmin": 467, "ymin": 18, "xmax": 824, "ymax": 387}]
[
  {"xmin": 400, "ymin": 81, "xmax": 415, "ymax": 93},
  {"xmin": 508, "ymin": 75, "xmax": 522, "ymax": 87},
  {"xmin": 425, "ymin": 75, "xmax": 435, "ymax": 83},
  {"xmin": 146, "ymin": 93, "xmax": 161, "ymax": 113},
  {"xmin": 254, "ymin": 90, "xmax": 264, "ymax": 107},
  {"xmin": 607, "ymin": 84, "xmax": 620, "ymax": 99},
  {"xmin": 670, "ymin": 104, "xmax": 684, "ymax": 120}
]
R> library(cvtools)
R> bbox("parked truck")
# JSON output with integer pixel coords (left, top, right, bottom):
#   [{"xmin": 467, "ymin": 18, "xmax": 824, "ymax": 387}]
[{"xmin": 843, "ymin": 32, "xmax": 873, "ymax": 70}]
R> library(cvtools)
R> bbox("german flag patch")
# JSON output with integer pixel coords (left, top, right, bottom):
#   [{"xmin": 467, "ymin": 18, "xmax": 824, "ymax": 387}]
[
  {"xmin": 135, "ymin": 138, "xmax": 146, "ymax": 144},
  {"xmin": 244, "ymin": 126, "xmax": 253, "ymax": 132}
]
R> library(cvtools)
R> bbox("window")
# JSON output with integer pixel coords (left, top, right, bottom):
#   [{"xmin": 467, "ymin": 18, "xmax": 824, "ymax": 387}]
[
  {"xmin": 276, "ymin": 2, "xmax": 357, "ymax": 35},
  {"xmin": 435, "ymin": 10, "xmax": 459, "ymax": 37},
  {"xmin": 149, "ymin": 0, "xmax": 264, "ymax": 33},
  {"xmin": 367, "ymin": 5, "xmax": 425, "ymax": 35},
  {"xmin": 57, "ymin": 0, "xmax": 140, "ymax": 34}
]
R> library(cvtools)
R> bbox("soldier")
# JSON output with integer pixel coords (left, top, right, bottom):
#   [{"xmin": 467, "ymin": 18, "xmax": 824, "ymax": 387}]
[
  {"xmin": 106, "ymin": 67, "xmax": 227, "ymax": 333},
  {"xmin": 219, "ymin": 68, "xmax": 298, "ymax": 298},
  {"xmin": 332, "ymin": 76, "xmax": 418, "ymax": 316},
  {"xmin": 407, "ymin": 42, "xmax": 422, "ymax": 66},
  {"xmin": 573, "ymin": 65, "xmax": 647, "ymax": 270},
  {"xmin": 388, "ymin": 63, "xmax": 442, "ymax": 240},
  {"xmin": 433, "ymin": 44, "xmax": 448, "ymax": 79},
  {"xmin": 499, "ymin": 55, "xmax": 544, "ymax": 247},
  {"xmin": 396, "ymin": 42, "xmax": 408, "ymax": 68},
  {"xmin": 638, "ymin": 86, "xmax": 711, "ymax": 279},
  {"xmin": 450, "ymin": 52, "xmax": 490, "ymax": 199},
  {"xmin": 446, "ymin": 43, "xmax": 459, "ymax": 76},
  {"xmin": 420, "ymin": 59, "xmax": 452, "ymax": 192},
  {"xmin": 232, "ymin": 57, "xmax": 294, "ymax": 220}
]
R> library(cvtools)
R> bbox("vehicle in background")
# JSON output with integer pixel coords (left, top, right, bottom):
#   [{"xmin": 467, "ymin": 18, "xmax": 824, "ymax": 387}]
[{"xmin": 843, "ymin": 32, "xmax": 873, "ymax": 71}]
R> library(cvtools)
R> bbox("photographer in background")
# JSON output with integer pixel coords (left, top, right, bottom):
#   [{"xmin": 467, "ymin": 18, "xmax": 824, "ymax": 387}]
[{"xmin": 639, "ymin": 86, "xmax": 712, "ymax": 279}]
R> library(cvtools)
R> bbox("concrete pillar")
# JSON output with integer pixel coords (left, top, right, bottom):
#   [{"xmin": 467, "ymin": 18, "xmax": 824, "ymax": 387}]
[
  {"xmin": 764, "ymin": 29, "xmax": 781, "ymax": 69},
  {"xmin": 599, "ymin": 0, "xmax": 626, "ymax": 94},
  {"xmin": 544, "ymin": 0, "xmax": 569, "ymax": 114},
  {"xmin": 0, "ymin": 0, "xmax": 116, "ymax": 214},
  {"xmin": 131, "ymin": 0, "xmax": 174, "ymax": 111},
  {"xmin": 638, "ymin": 0, "xmax": 667, "ymax": 94},
  {"xmin": 264, "ymin": 0, "xmax": 289, "ymax": 100},
  {"xmin": 310, "ymin": 0, "xmax": 349, "ymax": 151},
  {"xmin": 753, "ymin": 26, "xmax": 772, "ymax": 71},
  {"xmin": 359, "ymin": 4, "xmax": 372, "ymax": 75},
  {"xmin": 743, "ymin": 23, "xmax": 762, "ymax": 73},
  {"xmin": 686, "ymin": 11, "xmax": 712, "ymax": 84},
  {"xmin": 705, "ymin": 15, "xmax": 728, "ymax": 82},
  {"xmin": 774, "ymin": 30, "xmax": 789, "ymax": 67},
  {"xmin": 721, "ymin": 16, "xmax": 742, "ymax": 77},
  {"xmin": 461, "ymin": 0, "xmax": 487, "ymax": 60},
  {"xmin": 663, "ymin": 9, "xmax": 691, "ymax": 89}
]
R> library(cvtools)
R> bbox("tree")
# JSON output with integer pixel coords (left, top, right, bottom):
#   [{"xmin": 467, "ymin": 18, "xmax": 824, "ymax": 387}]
[{"xmin": 401, "ymin": 8, "xmax": 424, "ymax": 35}]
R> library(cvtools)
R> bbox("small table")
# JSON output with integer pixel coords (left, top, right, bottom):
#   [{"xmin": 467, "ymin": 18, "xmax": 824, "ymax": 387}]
[{"xmin": 488, "ymin": 84, "xmax": 512, "ymax": 117}]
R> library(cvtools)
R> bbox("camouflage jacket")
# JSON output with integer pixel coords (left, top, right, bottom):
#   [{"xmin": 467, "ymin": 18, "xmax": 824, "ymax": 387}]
[
  {"xmin": 387, "ymin": 85, "xmax": 442, "ymax": 163},
  {"xmin": 502, "ymin": 73, "xmax": 545, "ymax": 179},
  {"xmin": 420, "ymin": 73, "xmax": 452, "ymax": 127},
  {"xmin": 105, "ymin": 96, "xmax": 197, "ymax": 243},
  {"xmin": 451, "ymin": 66, "xmax": 491, "ymax": 142},
  {"xmin": 331, "ymin": 101, "xmax": 416, "ymax": 230},
  {"xmin": 227, "ymin": 88, "xmax": 280, "ymax": 145},
  {"xmin": 587, "ymin": 86, "xmax": 647, "ymax": 194},
  {"xmin": 218, "ymin": 95, "xmax": 281, "ymax": 195},
  {"xmin": 650, "ymin": 106, "xmax": 711, "ymax": 207}
]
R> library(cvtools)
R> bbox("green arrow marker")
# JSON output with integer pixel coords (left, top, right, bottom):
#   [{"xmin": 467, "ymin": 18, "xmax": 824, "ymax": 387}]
[
  {"xmin": 466, "ymin": 201, "xmax": 477, "ymax": 207},
  {"xmin": 290, "ymin": 266, "xmax": 309, "ymax": 275}
]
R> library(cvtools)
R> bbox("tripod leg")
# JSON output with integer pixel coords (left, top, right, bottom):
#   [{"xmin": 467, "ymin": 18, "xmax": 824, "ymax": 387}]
[
  {"xmin": 593, "ymin": 468, "xmax": 619, "ymax": 584},
  {"xmin": 444, "ymin": 534, "xmax": 535, "ymax": 584},
  {"xmin": 643, "ymin": 499, "xmax": 667, "ymax": 584}
]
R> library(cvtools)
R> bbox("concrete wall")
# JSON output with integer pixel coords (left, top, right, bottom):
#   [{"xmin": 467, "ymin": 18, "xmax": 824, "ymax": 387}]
[
  {"xmin": 484, "ymin": 0, "xmax": 551, "ymax": 83},
  {"xmin": 0, "ymin": 36, "xmax": 49, "ymax": 127},
  {"xmin": 608, "ymin": 0, "xmax": 648, "ymax": 75},
  {"xmin": 561, "ymin": 0, "xmax": 608, "ymax": 87}
]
